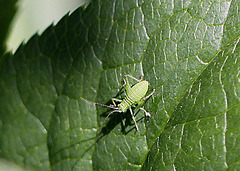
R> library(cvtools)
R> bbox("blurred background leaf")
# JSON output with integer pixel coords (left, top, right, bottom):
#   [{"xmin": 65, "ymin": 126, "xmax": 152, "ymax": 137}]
[
  {"xmin": 6, "ymin": 0, "xmax": 89, "ymax": 53},
  {"xmin": 0, "ymin": 0, "xmax": 18, "ymax": 56}
]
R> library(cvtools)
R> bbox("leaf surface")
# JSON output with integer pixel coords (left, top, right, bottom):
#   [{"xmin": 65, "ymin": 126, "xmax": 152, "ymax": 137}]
[{"xmin": 0, "ymin": 0, "xmax": 240, "ymax": 170}]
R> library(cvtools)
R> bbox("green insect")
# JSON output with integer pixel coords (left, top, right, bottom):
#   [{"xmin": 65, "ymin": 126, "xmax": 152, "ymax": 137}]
[{"xmin": 82, "ymin": 74, "xmax": 155, "ymax": 131}]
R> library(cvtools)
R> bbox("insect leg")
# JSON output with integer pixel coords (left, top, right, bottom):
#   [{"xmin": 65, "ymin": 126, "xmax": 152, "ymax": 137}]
[
  {"xmin": 143, "ymin": 88, "xmax": 155, "ymax": 101},
  {"xmin": 129, "ymin": 108, "xmax": 139, "ymax": 131},
  {"xmin": 123, "ymin": 77, "xmax": 131, "ymax": 94},
  {"xmin": 98, "ymin": 109, "xmax": 121, "ymax": 133},
  {"xmin": 140, "ymin": 107, "xmax": 151, "ymax": 117},
  {"xmin": 123, "ymin": 74, "xmax": 144, "ymax": 95},
  {"xmin": 106, "ymin": 110, "xmax": 121, "ymax": 118},
  {"xmin": 124, "ymin": 74, "xmax": 142, "ymax": 82},
  {"xmin": 111, "ymin": 98, "xmax": 122, "ymax": 107}
]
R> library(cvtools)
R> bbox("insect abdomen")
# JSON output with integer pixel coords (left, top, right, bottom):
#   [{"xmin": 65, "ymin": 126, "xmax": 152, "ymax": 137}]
[
  {"xmin": 129, "ymin": 80, "xmax": 149, "ymax": 102},
  {"xmin": 119, "ymin": 80, "xmax": 149, "ymax": 112}
]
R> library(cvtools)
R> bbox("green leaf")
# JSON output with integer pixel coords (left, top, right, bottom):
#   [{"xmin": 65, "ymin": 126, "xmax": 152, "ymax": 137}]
[
  {"xmin": 0, "ymin": 0, "xmax": 18, "ymax": 56},
  {"xmin": 0, "ymin": 0, "xmax": 240, "ymax": 170}
]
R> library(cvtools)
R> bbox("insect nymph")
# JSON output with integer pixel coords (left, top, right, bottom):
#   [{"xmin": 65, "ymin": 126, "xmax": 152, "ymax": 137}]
[{"xmin": 82, "ymin": 74, "xmax": 155, "ymax": 131}]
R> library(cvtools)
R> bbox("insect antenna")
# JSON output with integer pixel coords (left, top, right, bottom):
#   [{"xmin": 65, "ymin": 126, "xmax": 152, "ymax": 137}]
[{"xmin": 81, "ymin": 97, "xmax": 118, "ymax": 110}]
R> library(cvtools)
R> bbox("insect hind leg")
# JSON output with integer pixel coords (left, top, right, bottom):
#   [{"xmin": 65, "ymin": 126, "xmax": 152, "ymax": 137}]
[
  {"xmin": 124, "ymin": 74, "xmax": 143, "ymax": 82},
  {"xmin": 123, "ymin": 74, "xmax": 143, "ymax": 93}
]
